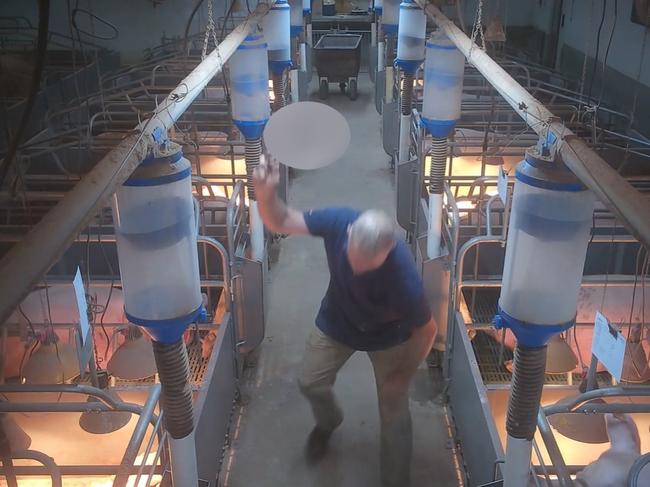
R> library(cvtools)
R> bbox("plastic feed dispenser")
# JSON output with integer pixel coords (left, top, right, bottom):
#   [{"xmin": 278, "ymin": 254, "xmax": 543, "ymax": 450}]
[
  {"xmin": 262, "ymin": 0, "xmax": 291, "ymax": 73},
  {"xmin": 382, "ymin": 0, "xmax": 400, "ymax": 35},
  {"xmin": 422, "ymin": 30, "xmax": 465, "ymax": 137},
  {"xmin": 229, "ymin": 33, "xmax": 270, "ymax": 138},
  {"xmin": 396, "ymin": 0, "xmax": 426, "ymax": 73},
  {"xmin": 498, "ymin": 146, "xmax": 594, "ymax": 331},
  {"xmin": 112, "ymin": 147, "xmax": 202, "ymax": 342}
]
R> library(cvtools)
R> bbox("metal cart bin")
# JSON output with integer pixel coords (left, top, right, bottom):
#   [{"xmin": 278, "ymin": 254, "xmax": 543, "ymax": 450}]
[{"xmin": 313, "ymin": 33, "xmax": 362, "ymax": 100}]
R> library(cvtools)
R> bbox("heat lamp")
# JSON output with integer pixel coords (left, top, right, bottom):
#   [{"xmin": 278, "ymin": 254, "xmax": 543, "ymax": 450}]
[
  {"xmin": 107, "ymin": 326, "xmax": 157, "ymax": 380},
  {"xmin": 0, "ymin": 413, "xmax": 31, "ymax": 450},
  {"xmin": 23, "ymin": 328, "xmax": 79, "ymax": 384},
  {"xmin": 79, "ymin": 383, "xmax": 132, "ymax": 435},
  {"xmin": 545, "ymin": 334, "xmax": 579, "ymax": 375}
]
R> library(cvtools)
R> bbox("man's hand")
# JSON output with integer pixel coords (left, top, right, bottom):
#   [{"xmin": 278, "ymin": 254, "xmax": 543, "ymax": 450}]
[
  {"xmin": 252, "ymin": 155, "xmax": 309, "ymax": 235},
  {"xmin": 253, "ymin": 155, "xmax": 280, "ymax": 202}
]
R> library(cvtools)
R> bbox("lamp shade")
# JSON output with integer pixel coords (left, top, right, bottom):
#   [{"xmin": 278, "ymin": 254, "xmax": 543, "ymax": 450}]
[
  {"xmin": 23, "ymin": 338, "xmax": 79, "ymax": 384},
  {"xmin": 107, "ymin": 326, "xmax": 157, "ymax": 380},
  {"xmin": 79, "ymin": 389, "xmax": 132, "ymax": 434},
  {"xmin": 545, "ymin": 334, "xmax": 579, "ymax": 375}
]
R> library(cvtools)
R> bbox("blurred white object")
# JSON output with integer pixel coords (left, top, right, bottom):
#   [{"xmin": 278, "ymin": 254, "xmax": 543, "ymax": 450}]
[
  {"xmin": 263, "ymin": 101, "xmax": 351, "ymax": 170},
  {"xmin": 576, "ymin": 414, "xmax": 650, "ymax": 487}
]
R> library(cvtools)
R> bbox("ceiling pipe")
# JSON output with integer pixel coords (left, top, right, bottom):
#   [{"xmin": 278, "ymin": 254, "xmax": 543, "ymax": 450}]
[
  {"xmin": 0, "ymin": 4, "xmax": 270, "ymax": 327},
  {"xmin": 414, "ymin": 1, "xmax": 650, "ymax": 249}
]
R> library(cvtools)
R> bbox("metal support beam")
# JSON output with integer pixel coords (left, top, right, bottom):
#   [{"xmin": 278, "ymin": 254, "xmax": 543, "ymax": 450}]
[
  {"xmin": 416, "ymin": 1, "xmax": 650, "ymax": 248},
  {"xmin": 0, "ymin": 5, "xmax": 269, "ymax": 326}
]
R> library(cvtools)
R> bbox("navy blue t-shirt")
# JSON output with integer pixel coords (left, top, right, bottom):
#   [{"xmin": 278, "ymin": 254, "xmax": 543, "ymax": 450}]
[{"xmin": 303, "ymin": 207, "xmax": 431, "ymax": 351}]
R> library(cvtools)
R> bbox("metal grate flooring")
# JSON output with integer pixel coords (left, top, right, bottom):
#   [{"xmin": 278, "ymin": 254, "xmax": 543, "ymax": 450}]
[
  {"xmin": 461, "ymin": 287, "xmax": 500, "ymax": 325},
  {"xmin": 112, "ymin": 329, "xmax": 212, "ymax": 388}
]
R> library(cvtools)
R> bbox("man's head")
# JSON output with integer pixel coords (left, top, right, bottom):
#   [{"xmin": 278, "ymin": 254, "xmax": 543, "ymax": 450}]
[{"xmin": 347, "ymin": 210, "xmax": 397, "ymax": 275}]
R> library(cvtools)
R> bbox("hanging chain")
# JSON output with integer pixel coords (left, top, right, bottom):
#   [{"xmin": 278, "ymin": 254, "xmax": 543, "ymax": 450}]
[
  {"xmin": 469, "ymin": 0, "xmax": 485, "ymax": 59},
  {"xmin": 202, "ymin": 0, "xmax": 221, "ymax": 60}
]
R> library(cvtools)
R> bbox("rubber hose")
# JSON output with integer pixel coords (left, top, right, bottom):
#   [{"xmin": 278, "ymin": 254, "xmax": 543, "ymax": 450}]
[
  {"xmin": 152, "ymin": 340, "xmax": 194, "ymax": 439},
  {"xmin": 272, "ymin": 71, "xmax": 287, "ymax": 111},
  {"xmin": 401, "ymin": 73, "xmax": 414, "ymax": 116},
  {"xmin": 429, "ymin": 137, "xmax": 448, "ymax": 194},
  {"xmin": 506, "ymin": 345, "xmax": 548, "ymax": 440},
  {"xmin": 245, "ymin": 137, "xmax": 262, "ymax": 201}
]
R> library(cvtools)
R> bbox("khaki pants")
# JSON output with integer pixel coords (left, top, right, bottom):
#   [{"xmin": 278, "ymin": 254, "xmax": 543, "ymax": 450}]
[{"xmin": 298, "ymin": 327, "xmax": 417, "ymax": 487}]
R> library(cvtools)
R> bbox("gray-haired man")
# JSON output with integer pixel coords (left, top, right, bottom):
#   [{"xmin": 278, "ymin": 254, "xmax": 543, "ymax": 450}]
[{"xmin": 253, "ymin": 157, "xmax": 437, "ymax": 487}]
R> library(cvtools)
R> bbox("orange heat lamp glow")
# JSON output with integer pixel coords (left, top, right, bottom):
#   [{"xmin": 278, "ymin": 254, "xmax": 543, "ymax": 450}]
[
  {"xmin": 424, "ymin": 155, "xmax": 500, "ymax": 197},
  {"xmin": 10, "ymin": 453, "xmax": 162, "ymax": 486},
  {"xmin": 198, "ymin": 155, "xmax": 248, "ymax": 204}
]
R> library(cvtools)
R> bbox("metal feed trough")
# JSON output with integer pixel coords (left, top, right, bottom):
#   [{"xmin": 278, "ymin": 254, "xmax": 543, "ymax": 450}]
[{"xmin": 313, "ymin": 33, "xmax": 362, "ymax": 101}]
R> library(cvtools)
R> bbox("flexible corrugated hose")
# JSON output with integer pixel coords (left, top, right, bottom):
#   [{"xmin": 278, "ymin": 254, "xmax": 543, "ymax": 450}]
[
  {"xmin": 245, "ymin": 137, "xmax": 262, "ymax": 201},
  {"xmin": 429, "ymin": 137, "xmax": 448, "ymax": 194},
  {"xmin": 506, "ymin": 345, "xmax": 548, "ymax": 440},
  {"xmin": 401, "ymin": 73, "xmax": 414, "ymax": 116},
  {"xmin": 152, "ymin": 340, "xmax": 194, "ymax": 439},
  {"xmin": 272, "ymin": 71, "xmax": 287, "ymax": 111}
]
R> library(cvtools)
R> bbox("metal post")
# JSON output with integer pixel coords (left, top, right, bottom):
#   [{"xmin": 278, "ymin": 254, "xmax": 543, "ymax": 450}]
[{"xmin": 415, "ymin": 0, "xmax": 650, "ymax": 249}]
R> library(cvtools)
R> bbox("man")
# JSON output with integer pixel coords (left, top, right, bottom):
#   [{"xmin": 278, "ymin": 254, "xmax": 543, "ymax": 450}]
[{"xmin": 253, "ymin": 157, "xmax": 437, "ymax": 487}]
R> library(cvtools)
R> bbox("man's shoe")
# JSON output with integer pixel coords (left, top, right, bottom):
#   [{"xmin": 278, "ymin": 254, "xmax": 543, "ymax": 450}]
[{"xmin": 305, "ymin": 426, "xmax": 334, "ymax": 463}]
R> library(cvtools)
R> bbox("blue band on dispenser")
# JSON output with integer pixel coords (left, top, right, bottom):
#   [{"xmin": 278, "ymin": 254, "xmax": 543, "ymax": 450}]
[
  {"xmin": 303, "ymin": 8, "xmax": 311, "ymax": 14},
  {"xmin": 272, "ymin": 0, "xmax": 289, "ymax": 8},
  {"xmin": 395, "ymin": 58, "xmax": 423, "ymax": 74},
  {"xmin": 269, "ymin": 60, "xmax": 293, "ymax": 74},
  {"xmin": 291, "ymin": 25, "xmax": 304, "ymax": 37},
  {"xmin": 237, "ymin": 41, "xmax": 268, "ymax": 50},
  {"xmin": 420, "ymin": 117, "xmax": 457, "ymax": 137},
  {"xmin": 124, "ymin": 167, "xmax": 191, "ymax": 187},
  {"xmin": 515, "ymin": 168, "xmax": 585, "ymax": 192},
  {"xmin": 494, "ymin": 306, "xmax": 575, "ymax": 347},
  {"xmin": 383, "ymin": 24, "xmax": 398, "ymax": 34},
  {"xmin": 233, "ymin": 119, "xmax": 268, "ymax": 139},
  {"xmin": 141, "ymin": 150, "xmax": 183, "ymax": 167},
  {"xmin": 375, "ymin": 7, "xmax": 383, "ymax": 14},
  {"xmin": 127, "ymin": 305, "xmax": 203, "ymax": 344},
  {"xmin": 425, "ymin": 41, "xmax": 457, "ymax": 50}
]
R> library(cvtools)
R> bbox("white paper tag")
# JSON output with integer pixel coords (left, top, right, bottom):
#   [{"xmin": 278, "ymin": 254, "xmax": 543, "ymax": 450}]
[
  {"xmin": 73, "ymin": 267, "xmax": 90, "ymax": 345},
  {"xmin": 498, "ymin": 167, "xmax": 508, "ymax": 204},
  {"xmin": 592, "ymin": 311, "xmax": 626, "ymax": 382}
]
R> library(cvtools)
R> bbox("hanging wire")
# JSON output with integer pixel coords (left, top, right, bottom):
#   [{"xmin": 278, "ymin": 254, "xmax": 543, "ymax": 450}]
[
  {"xmin": 596, "ymin": 0, "xmax": 617, "ymax": 107},
  {"xmin": 586, "ymin": 0, "xmax": 607, "ymax": 104},
  {"xmin": 625, "ymin": 245, "xmax": 650, "ymax": 379}
]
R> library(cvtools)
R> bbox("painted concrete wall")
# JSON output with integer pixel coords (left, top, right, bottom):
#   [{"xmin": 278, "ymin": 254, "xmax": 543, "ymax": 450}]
[
  {"xmin": 557, "ymin": 0, "xmax": 650, "ymax": 86},
  {"xmin": 1, "ymin": 0, "xmax": 233, "ymax": 63}
]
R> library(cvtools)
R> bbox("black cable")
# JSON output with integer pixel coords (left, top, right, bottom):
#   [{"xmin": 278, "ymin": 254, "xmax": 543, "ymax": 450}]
[
  {"xmin": 0, "ymin": 0, "xmax": 51, "ymax": 187},
  {"xmin": 183, "ymin": 0, "xmax": 207, "ymax": 54},
  {"xmin": 597, "ymin": 0, "xmax": 617, "ymax": 106},
  {"xmin": 586, "ymin": 0, "xmax": 607, "ymax": 105}
]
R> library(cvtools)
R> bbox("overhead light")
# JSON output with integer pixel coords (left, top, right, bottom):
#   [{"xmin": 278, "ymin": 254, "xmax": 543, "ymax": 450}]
[
  {"xmin": 23, "ymin": 329, "xmax": 79, "ymax": 384},
  {"xmin": 79, "ymin": 386, "xmax": 131, "ymax": 434},
  {"xmin": 0, "ymin": 413, "xmax": 31, "ymax": 450},
  {"xmin": 107, "ymin": 326, "xmax": 157, "ymax": 380},
  {"xmin": 545, "ymin": 334, "xmax": 579, "ymax": 375},
  {"xmin": 547, "ymin": 377, "xmax": 608, "ymax": 444},
  {"xmin": 547, "ymin": 396, "xmax": 609, "ymax": 444}
]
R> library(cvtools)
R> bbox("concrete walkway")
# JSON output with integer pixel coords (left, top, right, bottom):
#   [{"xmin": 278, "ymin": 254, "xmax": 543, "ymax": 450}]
[{"xmin": 221, "ymin": 75, "xmax": 462, "ymax": 487}]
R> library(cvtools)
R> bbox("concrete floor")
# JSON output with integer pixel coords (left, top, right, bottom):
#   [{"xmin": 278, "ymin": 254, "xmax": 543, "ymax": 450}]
[{"xmin": 221, "ymin": 75, "xmax": 462, "ymax": 487}]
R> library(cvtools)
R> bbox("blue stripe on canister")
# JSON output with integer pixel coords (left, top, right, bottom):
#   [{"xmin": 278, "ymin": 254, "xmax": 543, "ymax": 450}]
[
  {"xmin": 124, "ymin": 167, "xmax": 191, "ymax": 187},
  {"xmin": 515, "ymin": 168, "xmax": 585, "ymax": 192}
]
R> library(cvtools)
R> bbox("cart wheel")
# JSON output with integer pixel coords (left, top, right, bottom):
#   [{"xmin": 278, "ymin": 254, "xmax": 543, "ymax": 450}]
[
  {"xmin": 339, "ymin": 82, "xmax": 347, "ymax": 94},
  {"xmin": 348, "ymin": 79, "xmax": 358, "ymax": 101},
  {"xmin": 319, "ymin": 79, "xmax": 329, "ymax": 100}
]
